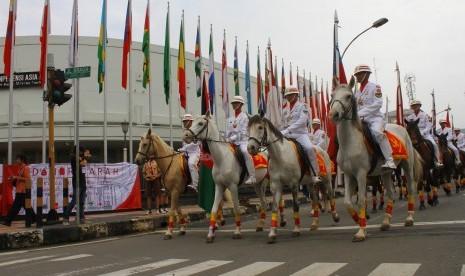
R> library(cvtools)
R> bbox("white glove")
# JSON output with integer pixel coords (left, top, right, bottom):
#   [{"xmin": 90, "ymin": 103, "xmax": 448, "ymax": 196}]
[
  {"xmin": 281, "ymin": 130, "xmax": 289, "ymax": 137},
  {"xmin": 229, "ymin": 134, "xmax": 238, "ymax": 142}
]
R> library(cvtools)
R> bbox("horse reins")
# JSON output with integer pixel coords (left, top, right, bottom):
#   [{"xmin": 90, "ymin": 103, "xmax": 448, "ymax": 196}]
[
  {"xmin": 330, "ymin": 94, "xmax": 355, "ymax": 121},
  {"xmin": 187, "ymin": 117, "xmax": 230, "ymax": 144},
  {"xmin": 248, "ymin": 122, "xmax": 280, "ymax": 152}
]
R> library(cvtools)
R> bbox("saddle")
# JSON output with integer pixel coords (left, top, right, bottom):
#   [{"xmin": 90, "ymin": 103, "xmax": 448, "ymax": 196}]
[
  {"xmin": 419, "ymin": 139, "xmax": 435, "ymax": 167},
  {"xmin": 229, "ymin": 144, "xmax": 248, "ymax": 186},
  {"xmin": 180, "ymin": 155, "xmax": 193, "ymax": 185},
  {"xmin": 361, "ymin": 121, "xmax": 384, "ymax": 174},
  {"xmin": 288, "ymin": 138, "xmax": 312, "ymax": 182}
]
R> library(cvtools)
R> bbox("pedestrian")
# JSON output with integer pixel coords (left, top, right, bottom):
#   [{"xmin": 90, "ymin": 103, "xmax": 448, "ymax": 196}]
[
  {"xmin": 159, "ymin": 183, "xmax": 169, "ymax": 213},
  {"xmin": 179, "ymin": 114, "xmax": 201, "ymax": 191},
  {"xmin": 142, "ymin": 155, "xmax": 161, "ymax": 215},
  {"xmin": 63, "ymin": 145, "xmax": 88, "ymax": 225},
  {"xmin": 2, "ymin": 153, "xmax": 36, "ymax": 227}
]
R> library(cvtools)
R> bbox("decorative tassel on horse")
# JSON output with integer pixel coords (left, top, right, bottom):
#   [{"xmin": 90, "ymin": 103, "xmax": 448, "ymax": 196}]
[
  {"xmin": 209, "ymin": 213, "xmax": 217, "ymax": 229},
  {"xmin": 293, "ymin": 211, "xmax": 300, "ymax": 226},
  {"xmin": 271, "ymin": 212, "xmax": 278, "ymax": 228},
  {"xmin": 408, "ymin": 195, "xmax": 414, "ymax": 212},
  {"xmin": 359, "ymin": 209, "xmax": 367, "ymax": 228},
  {"xmin": 386, "ymin": 199, "xmax": 394, "ymax": 216}
]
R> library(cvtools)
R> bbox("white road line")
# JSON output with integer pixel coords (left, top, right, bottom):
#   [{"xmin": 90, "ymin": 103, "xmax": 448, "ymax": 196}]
[
  {"xmin": 0, "ymin": 250, "xmax": 28, "ymax": 256},
  {"xmin": 290, "ymin": 262, "xmax": 347, "ymax": 276},
  {"xmin": 219, "ymin": 261, "xmax": 284, "ymax": 276},
  {"xmin": 50, "ymin": 254, "xmax": 93, "ymax": 261},
  {"xmin": 461, "ymin": 264, "xmax": 465, "ymax": 276},
  {"xmin": 98, "ymin": 259, "xmax": 189, "ymax": 276},
  {"xmin": 368, "ymin": 263, "xmax": 421, "ymax": 276},
  {"xmin": 155, "ymin": 260, "xmax": 233, "ymax": 276},
  {"xmin": 0, "ymin": 255, "xmax": 53, "ymax": 267}
]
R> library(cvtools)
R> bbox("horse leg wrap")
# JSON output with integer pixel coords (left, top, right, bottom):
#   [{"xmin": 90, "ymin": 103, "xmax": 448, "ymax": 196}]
[
  {"xmin": 260, "ymin": 208, "xmax": 266, "ymax": 220},
  {"xmin": 402, "ymin": 187, "xmax": 407, "ymax": 196},
  {"xmin": 348, "ymin": 208, "xmax": 360, "ymax": 224},
  {"xmin": 427, "ymin": 191, "xmax": 432, "ymax": 201},
  {"xmin": 330, "ymin": 199, "xmax": 336, "ymax": 212},
  {"xmin": 279, "ymin": 202, "xmax": 285, "ymax": 214},
  {"xmin": 447, "ymin": 183, "xmax": 451, "ymax": 191},
  {"xmin": 380, "ymin": 194, "xmax": 384, "ymax": 204},
  {"xmin": 271, "ymin": 212, "xmax": 278, "ymax": 228},
  {"xmin": 209, "ymin": 213, "xmax": 217, "ymax": 229},
  {"xmin": 418, "ymin": 191, "xmax": 425, "ymax": 203},
  {"xmin": 408, "ymin": 195, "xmax": 414, "ymax": 212},
  {"xmin": 168, "ymin": 215, "xmax": 175, "ymax": 230},
  {"xmin": 433, "ymin": 187, "xmax": 438, "ymax": 198},
  {"xmin": 312, "ymin": 204, "xmax": 319, "ymax": 218},
  {"xmin": 386, "ymin": 200, "xmax": 394, "ymax": 216},
  {"xmin": 235, "ymin": 215, "xmax": 241, "ymax": 227},
  {"xmin": 372, "ymin": 197, "xmax": 377, "ymax": 208},
  {"xmin": 293, "ymin": 211, "xmax": 300, "ymax": 226},
  {"xmin": 217, "ymin": 210, "xmax": 223, "ymax": 222},
  {"xmin": 179, "ymin": 216, "xmax": 186, "ymax": 225},
  {"xmin": 359, "ymin": 209, "xmax": 367, "ymax": 228}
]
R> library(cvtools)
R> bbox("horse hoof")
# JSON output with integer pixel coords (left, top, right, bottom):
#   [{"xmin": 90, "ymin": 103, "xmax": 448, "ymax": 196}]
[
  {"xmin": 366, "ymin": 214, "xmax": 371, "ymax": 220},
  {"xmin": 232, "ymin": 234, "xmax": 241, "ymax": 239},
  {"xmin": 280, "ymin": 221, "xmax": 287, "ymax": 227},
  {"xmin": 419, "ymin": 203, "xmax": 426, "ymax": 210},
  {"xmin": 310, "ymin": 224, "xmax": 318, "ymax": 231},
  {"xmin": 371, "ymin": 208, "xmax": 377, "ymax": 214},
  {"xmin": 427, "ymin": 199, "xmax": 434, "ymax": 206},
  {"xmin": 405, "ymin": 220, "xmax": 414, "ymax": 227},
  {"xmin": 164, "ymin": 234, "xmax": 173, "ymax": 240},
  {"xmin": 380, "ymin": 223, "xmax": 390, "ymax": 231},
  {"xmin": 256, "ymin": 227, "xmax": 264, "ymax": 232},
  {"xmin": 352, "ymin": 235, "xmax": 366, "ymax": 242},
  {"xmin": 320, "ymin": 209, "xmax": 326, "ymax": 213},
  {"xmin": 291, "ymin": 231, "xmax": 300, "ymax": 237},
  {"xmin": 178, "ymin": 231, "xmax": 186, "ymax": 236},
  {"xmin": 206, "ymin": 236, "xmax": 215, "ymax": 243},
  {"xmin": 333, "ymin": 213, "xmax": 340, "ymax": 223},
  {"xmin": 220, "ymin": 219, "xmax": 226, "ymax": 226},
  {"xmin": 267, "ymin": 236, "xmax": 277, "ymax": 244}
]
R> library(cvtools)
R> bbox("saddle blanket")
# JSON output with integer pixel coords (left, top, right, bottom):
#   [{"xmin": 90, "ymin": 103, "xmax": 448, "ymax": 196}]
[
  {"xmin": 386, "ymin": 131, "xmax": 408, "ymax": 160},
  {"xmin": 229, "ymin": 144, "xmax": 268, "ymax": 169},
  {"xmin": 290, "ymin": 142, "xmax": 335, "ymax": 177}
]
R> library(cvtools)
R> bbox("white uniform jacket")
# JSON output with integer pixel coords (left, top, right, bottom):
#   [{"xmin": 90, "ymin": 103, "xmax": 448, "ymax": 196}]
[
  {"xmin": 406, "ymin": 111, "xmax": 432, "ymax": 136},
  {"xmin": 281, "ymin": 101, "xmax": 310, "ymax": 137},
  {"xmin": 436, "ymin": 127, "xmax": 454, "ymax": 142},
  {"xmin": 226, "ymin": 111, "xmax": 249, "ymax": 145},
  {"xmin": 179, "ymin": 141, "xmax": 201, "ymax": 157},
  {"xmin": 456, "ymin": 133, "xmax": 465, "ymax": 151},
  {"xmin": 311, "ymin": 129, "xmax": 326, "ymax": 148},
  {"xmin": 354, "ymin": 81, "xmax": 384, "ymax": 121}
]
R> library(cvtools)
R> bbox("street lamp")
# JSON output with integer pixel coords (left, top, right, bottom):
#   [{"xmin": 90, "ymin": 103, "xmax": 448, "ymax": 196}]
[
  {"xmin": 341, "ymin": 18, "xmax": 388, "ymax": 59},
  {"xmin": 121, "ymin": 120, "xmax": 129, "ymax": 162}
]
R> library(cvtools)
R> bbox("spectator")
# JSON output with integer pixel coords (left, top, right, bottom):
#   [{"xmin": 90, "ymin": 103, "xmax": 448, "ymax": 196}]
[
  {"xmin": 2, "ymin": 154, "xmax": 36, "ymax": 227},
  {"xmin": 159, "ymin": 182, "xmax": 169, "ymax": 214},
  {"xmin": 63, "ymin": 146, "xmax": 88, "ymax": 225},
  {"xmin": 142, "ymin": 156, "xmax": 161, "ymax": 215}
]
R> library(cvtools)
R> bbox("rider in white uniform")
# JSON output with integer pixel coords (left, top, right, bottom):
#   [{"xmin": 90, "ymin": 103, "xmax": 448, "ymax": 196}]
[
  {"xmin": 309, "ymin": 118, "xmax": 327, "ymax": 150},
  {"xmin": 406, "ymin": 100, "xmax": 443, "ymax": 168},
  {"xmin": 281, "ymin": 86, "xmax": 322, "ymax": 184},
  {"xmin": 353, "ymin": 64, "xmax": 396, "ymax": 169},
  {"xmin": 179, "ymin": 114, "xmax": 201, "ymax": 190},
  {"xmin": 436, "ymin": 119, "xmax": 461, "ymax": 165},
  {"xmin": 226, "ymin": 95, "xmax": 256, "ymax": 185},
  {"xmin": 454, "ymin": 128, "xmax": 465, "ymax": 152}
]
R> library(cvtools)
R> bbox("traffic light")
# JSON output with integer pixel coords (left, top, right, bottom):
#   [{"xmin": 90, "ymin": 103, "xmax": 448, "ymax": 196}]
[{"xmin": 49, "ymin": 69, "xmax": 72, "ymax": 106}]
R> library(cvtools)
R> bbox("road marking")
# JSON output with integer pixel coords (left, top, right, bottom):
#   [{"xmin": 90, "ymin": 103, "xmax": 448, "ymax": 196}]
[
  {"xmin": 0, "ymin": 255, "xmax": 53, "ymax": 267},
  {"xmin": 155, "ymin": 260, "xmax": 233, "ymax": 276},
  {"xmin": 98, "ymin": 259, "xmax": 188, "ymax": 276},
  {"xmin": 461, "ymin": 264, "xmax": 465, "ymax": 276},
  {"xmin": 0, "ymin": 250, "xmax": 28, "ymax": 257},
  {"xmin": 219, "ymin": 261, "xmax": 284, "ymax": 276},
  {"xmin": 50, "ymin": 254, "xmax": 93, "ymax": 261},
  {"xmin": 290, "ymin": 262, "xmax": 347, "ymax": 276},
  {"xmin": 368, "ymin": 263, "xmax": 421, "ymax": 276}
]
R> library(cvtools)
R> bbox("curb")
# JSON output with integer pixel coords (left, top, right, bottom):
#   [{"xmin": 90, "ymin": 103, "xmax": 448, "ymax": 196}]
[{"xmin": 1, "ymin": 197, "xmax": 306, "ymax": 250}]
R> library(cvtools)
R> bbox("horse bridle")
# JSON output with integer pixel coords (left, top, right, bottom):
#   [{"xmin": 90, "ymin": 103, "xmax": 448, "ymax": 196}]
[
  {"xmin": 248, "ymin": 122, "xmax": 279, "ymax": 151},
  {"xmin": 186, "ymin": 117, "xmax": 209, "ymax": 143},
  {"xmin": 330, "ymin": 93, "xmax": 355, "ymax": 121}
]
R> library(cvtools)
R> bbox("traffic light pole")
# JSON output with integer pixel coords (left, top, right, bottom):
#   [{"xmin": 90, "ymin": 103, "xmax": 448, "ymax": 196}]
[{"xmin": 46, "ymin": 67, "xmax": 58, "ymax": 222}]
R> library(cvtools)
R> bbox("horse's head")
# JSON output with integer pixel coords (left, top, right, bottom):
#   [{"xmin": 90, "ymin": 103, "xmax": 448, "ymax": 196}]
[
  {"xmin": 404, "ymin": 118, "xmax": 422, "ymax": 145},
  {"xmin": 329, "ymin": 76, "xmax": 357, "ymax": 124},
  {"xmin": 436, "ymin": 132, "xmax": 448, "ymax": 148},
  {"xmin": 183, "ymin": 110, "xmax": 211, "ymax": 142},
  {"xmin": 247, "ymin": 113, "xmax": 282, "ymax": 155},
  {"xmin": 134, "ymin": 129, "xmax": 156, "ymax": 165}
]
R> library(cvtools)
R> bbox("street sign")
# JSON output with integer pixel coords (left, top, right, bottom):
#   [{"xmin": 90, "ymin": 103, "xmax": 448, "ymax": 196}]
[{"xmin": 65, "ymin": 66, "xmax": 91, "ymax": 79}]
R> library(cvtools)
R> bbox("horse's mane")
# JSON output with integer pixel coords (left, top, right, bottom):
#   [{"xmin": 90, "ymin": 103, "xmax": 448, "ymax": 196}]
[
  {"xmin": 249, "ymin": 115, "xmax": 283, "ymax": 142},
  {"xmin": 148, "ymin": 133, "xmax": 175, "ymax": 153},
  {"xmin": 405, "ymin": 120, "xmax": 423, "ymax": 142}
]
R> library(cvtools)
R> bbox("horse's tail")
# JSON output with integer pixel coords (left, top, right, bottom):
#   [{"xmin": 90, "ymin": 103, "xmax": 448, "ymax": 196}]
[{"xmin": 413, "ymin": 149, "xmax": 424, "ymax": 183}]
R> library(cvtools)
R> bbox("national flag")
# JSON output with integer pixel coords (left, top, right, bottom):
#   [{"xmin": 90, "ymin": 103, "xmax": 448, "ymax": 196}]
[
  {"xmin": 446, "ymin": 104, "xmax": 451, "ymax": 128},
  {"xmin": 332, "ymin": 10, "xmax": 347, "ymax": 87},
  {"xmin": 122, "ymin": 0, "xmax": 132, "ymax": 89},
  {"xmin": 431, "ymin": 90, "xmax": 437, "ymax": 127},
  {"xmin": 177, "ymin": 12, "xmax": 186, "ymax": 110},
  {"xmin": 245, "ymin": 41, "xmax": 251, "ymax": 114},
  {"xmin": 39, "ymin": 0, "xmax": 51, "ymax": 88},
  {"xmin": 264, "ymin": 53, "xmax": 269, "ymax": 105},
  {"xmin": 221, "ymin": 30, "xmax": 230, "ymax": 117},
  {"xmin": 194, "ymin": 17, "xmax": 202, "ymax": 97},
  {"xmin": 302, "ymin": 71, "xmax": 307, "ymax": 104},
  {"xmin": 198, "ymin": 148, "xmax": 215, "ymax": 212},
  {"xmin": 320, "ymin": 81, "xmax": 327, "ymax": 129},
  {"xmin": 451, "ymin": 114, "xmax": 454, "ymax": 130},
  {"xmin": 97, "ymin": 0, "xmax": 107, "ymax": 93},
  {"xmin": 68, "ymin": 0, "xmax": 78, "ymax": 67},
  {"xmin": 3, "ymin": 0, "xmax": 16, "ymax": 77},
  {"xmin": 208, "ymin": 26, "xmax": 215, "ymax": 114},
  {"xmin": 309, "ymin": 73, "xmax": 316, "ymax": 119},
  {"xmin": 281, "ymin": 59, "xmax": 285, "ymax": 97},
  {"xmin": 233, "ymin": 36, "xmax": 239, "ymax": 96},
  {"xmin": 289, "ymin": 62, "xmax": 293, "ymax": 86},
  {"xmin": 296, "ymin": 66, "xmax": 300, "ymax": 92},
  {"xmin": 142, "ymin": 1, "xmax": 150, "ymax": 89},
  {"xmin": 201, "ymin": 68, "xmax": 210, "ymax": 114},
  {"xmin": 325, "ymin": 83, "xmax": 331, "ymax": 129},
  {"xmin": 265, "ymin": 40, "xmax": 282, "ymax": 128},
  {"xmin": 274, "ymin": 55, "xmax": 278, "ymax": 96},
  {"xmin": 163, "ymin": 6, "xmax": 170, "ymax": 104},
  {"xmin": 395, "ymin": 62, "xmax": 404, "ymax": 126},
  {"xmin": 257, "ymin": 47, "xmax": 266, "ymax": 114}
]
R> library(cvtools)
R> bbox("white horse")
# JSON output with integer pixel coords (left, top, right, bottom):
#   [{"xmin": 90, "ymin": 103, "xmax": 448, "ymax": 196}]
[
  {"xmin": 247, "ymin": 115, "xmax": 340, "ymax": 243},
  {"xmin": 183, "ymin": 111, "xmax": 269, "ymax": 243},
  {"xmin": 329, "ymin": 77, "xmax": 423, "ymax": 242}
]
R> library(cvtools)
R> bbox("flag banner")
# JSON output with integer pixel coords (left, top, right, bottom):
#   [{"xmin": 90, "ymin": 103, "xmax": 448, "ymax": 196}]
[
  {"xmin": 3, "ymin": 0, "xmax": 16, "ymax": 77},
  {"xmin": 0, "ymin": 163, "xmax": 141, "ymax": 216},
  {"xmin": 309, "ymin": 75, "xmax": 316, "ymax": 119},
  {"xmin": 97, "ymin": 0, "xmax": 107, "ymax": 93},
  {"xmin": 221, "ymin": 31, "xmax": 230, "ymax": 117},
  {"xmin": 39, "ymin": 0, "xmax": 50, "ymax": 88},
  {"xmin": 163, "ymin": 7, "xmax": 171, "ymax": 104},
  {"xmin": 289, "ymin": 62, "xmax": 293, "ymax": 86},
  {"xmin": 142, "ymin": 2, "xmax": 150, "ymax": 89},
  {"xmin": 320, "ymin": 81, "xmax": 327, "ymax": 124},
  {"xmin": 208, "ymin": 27, "xmax": 215, "ymax": 114},
  {"xmin": 122, "ymin": 0, "xmax": 132, "ymax": 89},
  {"xmin": 201, "ymin": 69, "xmax": 210, "ymax": 114},
  {"xmin": 446, "ymin": 107, "xmax": 451, "ymax": 128},
  {"xmin": 195, "ymin": 17, "xmax": 202, "ymax": 97},
  {"xmin": 177, "ymin": 13, "xmax": 186, "ymax": 109},
  {"xmin": 234, "ymin": 37, "xmax": 239, "ymax": 96},
  {"xmin": 431, "ymin": 91, "xmax": 436, "ymax": 127},
  {"xmin": 257, "ymin": 47, "xmax": 266, "ymax": 114},
  {"xmin": 265, "ymin": 42, "xmax": 282, "ymax": 128},
  {"xmin": 198, "ymin": 151, "xmax": 214, "ymax": 212},
  {"xmin": 281, "ymin": 59, "xmax": 285, "ymax": 98},
  {"xmin": 395, "ymin": 62, "xmax": 404, "ymax": 126},
  {"xmin": 68, "ymin": 0, "xmax": 78, "ymax": 67},
  {"xmin": 245, "ymin": 42, "xmax": 251, "ymax": 114}
]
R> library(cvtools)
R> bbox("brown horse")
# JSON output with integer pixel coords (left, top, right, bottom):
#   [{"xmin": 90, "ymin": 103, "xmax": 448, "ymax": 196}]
[
  {"xmin": 435, "ymin": 132, "xmax": 460, "ymax": 195},
  {"xmin": 135, "ymin": 129, "xmax": 187, "ymax": 240},
  {"xmin": 404, "ymin": 119, "xmax": 439, "ymax": 208}
]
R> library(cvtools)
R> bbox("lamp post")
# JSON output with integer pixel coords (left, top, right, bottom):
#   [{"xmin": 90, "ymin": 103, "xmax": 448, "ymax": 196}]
[
  {"xmin": 341, "ymin": 18, "xmax": 388, "ymax": 59},
  {"xmin": 121, "ymin": 120, "xmax": 129, "ymax": 162}
]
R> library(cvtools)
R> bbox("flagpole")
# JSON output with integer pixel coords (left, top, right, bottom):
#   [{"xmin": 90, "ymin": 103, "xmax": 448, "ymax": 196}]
[
  {"xmin": 103, "ymin": 0, "xmax": 108, "ymax": 163},
  {"xmin": 148, "ymin": 0, "xmax": 152, "ymax": 130},
  {"xmin": 42, "ymin": 11, "xmax": 48, "ymax": 164},
  {"xmin": 128, "ymin": 0, "xmax": 133, "ymax": 162},
  {"xmin": 211, "ymin": 24, "xmax": 218, "ymax": 125},
  {"xmin": 7, "ymin": 0, "xmax": 16, "ymax": 164},
  {"xmin": 168, "ymin": 2, "xmax": 173, "ymax": 147}
]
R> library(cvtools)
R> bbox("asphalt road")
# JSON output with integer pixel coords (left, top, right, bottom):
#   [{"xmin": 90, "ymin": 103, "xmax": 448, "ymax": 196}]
[{"xmin": 1, "ymin": 189, "xmax": 465, "ymax": 276}]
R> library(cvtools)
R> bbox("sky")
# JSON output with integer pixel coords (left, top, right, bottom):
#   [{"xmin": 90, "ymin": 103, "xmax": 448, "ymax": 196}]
[{"xmin": 1, "ymin": 0, "xmax": 465, "ymax": 127}]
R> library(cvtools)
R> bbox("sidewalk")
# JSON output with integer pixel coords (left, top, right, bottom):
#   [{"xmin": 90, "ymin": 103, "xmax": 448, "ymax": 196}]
[{"xmin": 0, "ymin": 194, "xmax": 306, "ymax": 250}]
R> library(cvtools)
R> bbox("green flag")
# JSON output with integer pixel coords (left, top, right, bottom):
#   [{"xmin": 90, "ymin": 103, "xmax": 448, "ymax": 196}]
[
  {"xmin": 198, "ymin": 152, "xmax": 215, "ymax": 212},
  {"xmin": 142, "ymin": 2, "xmax": 150, "ymax": 89},
  {"xmin": 163, "ymin": 7, "xmax": 170, "ymax": 104}
]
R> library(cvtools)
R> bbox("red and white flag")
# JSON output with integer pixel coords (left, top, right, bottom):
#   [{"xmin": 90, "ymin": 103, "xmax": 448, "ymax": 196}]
[
  {"xmin": 39, "ymin": 0, "xmax": 51, "ymax": 88},
  {"xmin": 221, "ymin": 30, "xmax": 229, "ymax": 117},
  {"xmin": 265, "ymin": 40, "xmax": 282, "ymax": 128},
  {"xmin": 3, "ymin": 0, "xmax": 16, "ymax": 77},
  {"xmin": 395, "ymin": 62, "xmax": 404, "ymax": 126}
]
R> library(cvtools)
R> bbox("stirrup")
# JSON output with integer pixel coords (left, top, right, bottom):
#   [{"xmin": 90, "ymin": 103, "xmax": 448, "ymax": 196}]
[
  {"xmin": 244, "ymin": 176, "xmax": 256, "ymax": 185},
  {"xmin": 381, "ymin": 160, "xmax": 396, "ymax": 170}
]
